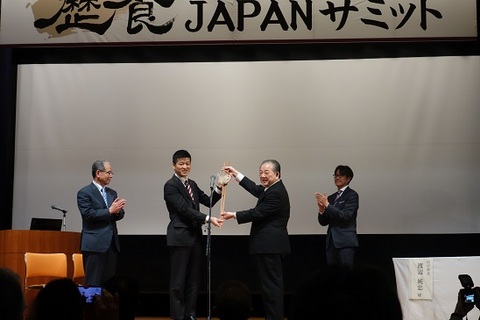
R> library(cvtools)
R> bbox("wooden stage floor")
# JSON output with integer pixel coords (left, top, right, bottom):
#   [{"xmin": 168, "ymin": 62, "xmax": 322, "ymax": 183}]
[
  {"xmin": 136, "ymin": 318, "xmax": 265, "ymax": 320},
  {"xmin": 135, "ymin": 317, "xmax": 264, "ymax": 320}
]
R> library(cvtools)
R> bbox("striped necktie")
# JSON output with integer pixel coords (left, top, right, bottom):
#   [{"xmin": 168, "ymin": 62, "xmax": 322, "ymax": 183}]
[
  {"xmin": 185, "ymin": 180, "xmax": 194, "ymax": 201},
  {"xmin": 334, "ymin": 190, "xmax": 342, "ymax": 202},
  {"xmin": 101, "ymin": 187, "xmax": 108, "ymax": 206}
]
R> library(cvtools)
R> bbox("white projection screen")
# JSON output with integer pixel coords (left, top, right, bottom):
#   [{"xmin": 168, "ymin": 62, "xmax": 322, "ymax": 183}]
[{"xmin": 13, "ymin": 56, "xmax": 480, "ymax": 235}]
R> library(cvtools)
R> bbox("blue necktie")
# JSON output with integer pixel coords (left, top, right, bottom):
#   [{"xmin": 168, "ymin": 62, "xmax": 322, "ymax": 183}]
[{"xmin": 101, "ymin": 188, "xmax": 108, "ymax": 206}]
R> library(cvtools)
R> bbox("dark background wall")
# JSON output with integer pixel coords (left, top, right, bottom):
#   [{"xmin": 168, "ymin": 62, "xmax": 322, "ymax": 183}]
[{"xmin": 118, "ymin": 233, "xmax": 480, "ymax": 317}]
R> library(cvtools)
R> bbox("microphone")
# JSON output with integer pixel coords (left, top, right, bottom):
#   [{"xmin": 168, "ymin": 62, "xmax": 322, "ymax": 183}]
[
  {"xmin": 210, "ymin": 175, "xmax": 217, "ymax": 189},
  {"xmin": 51, "ymin": 205, "xmax": 68, "ymax": 214}
]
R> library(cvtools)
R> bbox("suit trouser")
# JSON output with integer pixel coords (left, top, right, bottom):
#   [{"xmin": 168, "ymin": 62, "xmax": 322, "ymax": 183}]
[
  {"xmin": 254, "ymin": 253, "xmax": 285, "ymax": 320},
  {"xmin": 326, "ymin": 245, "xmax": 356, "ymax": 269},
  {"xmin": 83, "ymin": 242, "xmax": 117, "ymax": 287},
  {"xmin": 169, "ymin": 242, "xmax": 201, "ymax": 320}
]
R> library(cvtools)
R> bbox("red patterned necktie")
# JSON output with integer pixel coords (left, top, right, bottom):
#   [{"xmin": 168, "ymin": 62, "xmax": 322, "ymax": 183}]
[{"xmin": 185, "ymin": 180, "xmax": 194, "ymax": 201}]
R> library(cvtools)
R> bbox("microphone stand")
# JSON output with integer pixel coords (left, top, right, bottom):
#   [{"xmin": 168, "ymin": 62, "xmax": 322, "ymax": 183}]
[
  {"xmin": 52, "ymin": 206, "xmax": 68, "ymax": 231},
  {"xmin": 206, "ymin": 184, "xmax": 213, "ymax": 320},
  {"xmin": 62, "ymin": 211, "xmax": 67, "ymax": 231}
]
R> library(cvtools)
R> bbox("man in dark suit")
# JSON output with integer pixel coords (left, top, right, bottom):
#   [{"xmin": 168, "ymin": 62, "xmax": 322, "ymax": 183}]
[
  {"xmin": 315, "ymin": 165, "xmax": 359, "ymax": 269},
  {"xmin": 77, "ymin": 160, "xmax": 126, "ymax": 287},
  {"xmin": 164, "ymin": 149, "xmax": 224, "ymax": 320},
  {"xmin": 221, "ymin": 159, "xmax": 290, "ymax": 320}
]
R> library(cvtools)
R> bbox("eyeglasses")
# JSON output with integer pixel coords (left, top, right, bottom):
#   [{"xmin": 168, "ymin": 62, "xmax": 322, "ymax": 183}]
[
  {"xmin": 103, "ymin": 171, "xmax": 114, "ymax": 176},
  {"xmin": 333, "ymin": 174, "xmax": 345, "ymax": 178}
]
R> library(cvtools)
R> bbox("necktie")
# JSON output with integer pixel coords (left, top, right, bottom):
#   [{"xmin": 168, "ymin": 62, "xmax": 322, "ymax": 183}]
[
  {"xmin": 334, "ymin": 190, "xmax": 342, "ymax": 202},
  {"xmin": 101, "ymin": 188, "xmax": 108, "ymax": 206},
  {"xmin": 185, "ymin": 180, "xmax": 194, "ymax": 202}
]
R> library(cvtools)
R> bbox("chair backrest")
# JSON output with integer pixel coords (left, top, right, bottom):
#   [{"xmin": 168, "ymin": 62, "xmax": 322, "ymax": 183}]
[
  {"xmin": 24, "ymin": 252, "xmax": 67, "ymax": 288},
  {"xmin": 72, "ymin": 253, "xmax": 85, "ymax": 281}
]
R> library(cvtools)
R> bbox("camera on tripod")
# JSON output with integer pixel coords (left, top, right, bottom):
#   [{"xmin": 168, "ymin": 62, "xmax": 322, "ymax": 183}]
[{"xmin": 459, "ymin": 274, "xmax": 475, "ymax": 304}]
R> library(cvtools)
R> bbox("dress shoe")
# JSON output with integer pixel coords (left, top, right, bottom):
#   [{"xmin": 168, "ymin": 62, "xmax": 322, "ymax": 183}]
[{"xmin": 184, "ymin": 315, "xmax": 196, "ymax": 320}]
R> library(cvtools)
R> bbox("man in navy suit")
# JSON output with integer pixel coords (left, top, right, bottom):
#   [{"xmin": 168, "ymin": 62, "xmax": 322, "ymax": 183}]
[
  {"xmin": 221, "ymin": 160, "xmax": 290, "ymax": 320},
  {"xmin": 316, "ymin": 165, "xmax": 359, "ymax": 269},
  {"xmin": 77, "ymin": 160, "xmax": 126, "ymax": 287},
  {"xmin": 164, "ymin": 150, "xmax": 224, "ymax": 320}
]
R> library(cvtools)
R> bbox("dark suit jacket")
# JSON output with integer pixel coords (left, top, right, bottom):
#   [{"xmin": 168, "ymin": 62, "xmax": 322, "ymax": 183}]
[
  {"xmin": 318, "ymin": 186, "xmax": 359, "ymax": 249},
  {"xmin": 164, "ymin": 175, "xmax": 221, "ymax": 247},
  {"xmin": 236, "ymin": 177, "xmax": 290, "ymax": 254},
  {"xmin": 77, "ymin": 182, "xmax": 125, "ymax": 253}
]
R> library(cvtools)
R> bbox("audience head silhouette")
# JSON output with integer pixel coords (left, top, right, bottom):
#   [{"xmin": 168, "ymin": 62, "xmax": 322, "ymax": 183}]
[
  {"xmin": 289, "ymin": 264, "xmax": 403, "ymax": 320},
  {"xmin": 0, "ymin": 268, "xmax": 24, "ymax": 320},
  {"xmin": 31, "ymin": 278, "xmax": 83, "ymax": 320},
  {"xmin": 214, "ymin": 279, "xmax": 253, "ymax": 320}
]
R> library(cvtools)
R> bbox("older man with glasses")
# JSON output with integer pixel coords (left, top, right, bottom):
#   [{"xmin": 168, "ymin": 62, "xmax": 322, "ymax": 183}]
[{"xmin": 77, "ymin": 160, "xmax": 126, "ymax": 286}]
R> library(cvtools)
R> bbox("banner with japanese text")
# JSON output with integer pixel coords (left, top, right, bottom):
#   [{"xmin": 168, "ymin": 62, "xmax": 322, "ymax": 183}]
[
  {"xmin": 0, "ymin": 0, "xmax": 477, "ymax": 46},
  {"xmin": 408, "ymin": 258, "xmax": 434, "ymax": 300}
]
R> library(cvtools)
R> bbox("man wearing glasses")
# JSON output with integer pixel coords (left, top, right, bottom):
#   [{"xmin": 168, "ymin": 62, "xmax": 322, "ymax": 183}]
[
  {"xmin": 77, "ymin": 160, "xmax": 126, "ymax": 286},
  {"xmin": 315, "ymin": 165, "xmax": 359, "ymax": 269}
]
